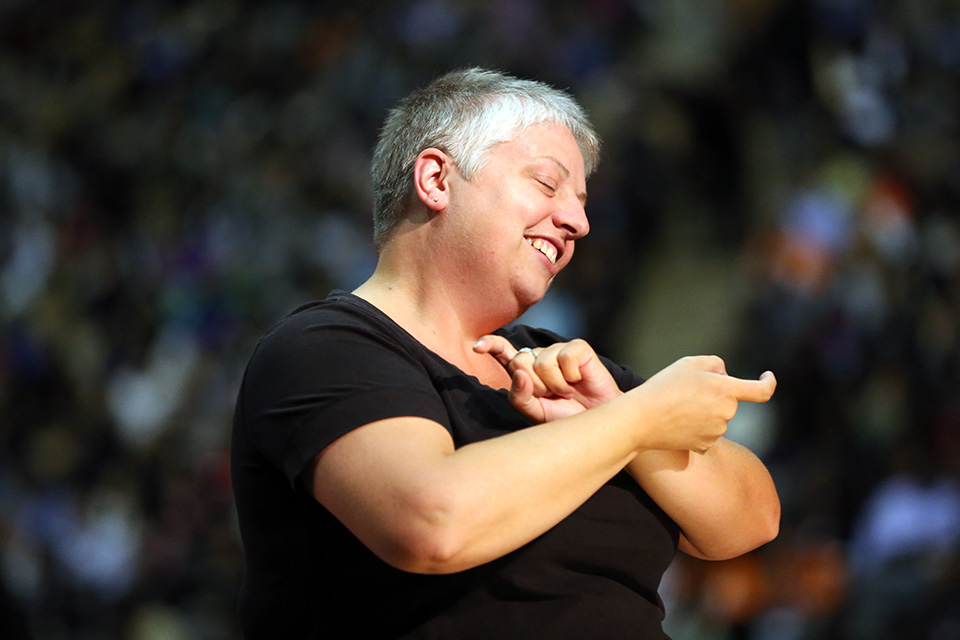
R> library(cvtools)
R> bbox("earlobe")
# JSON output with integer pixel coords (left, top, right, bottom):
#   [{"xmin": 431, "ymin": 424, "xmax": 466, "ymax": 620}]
[{"xmin": 414, "ymin": 148, "xmax": 450, "ymax": 211}]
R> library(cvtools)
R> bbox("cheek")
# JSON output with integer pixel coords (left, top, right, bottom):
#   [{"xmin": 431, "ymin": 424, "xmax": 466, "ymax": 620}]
[{"xmin": 559, "ymin": 242, "xmax": 575, "ymax": 268}]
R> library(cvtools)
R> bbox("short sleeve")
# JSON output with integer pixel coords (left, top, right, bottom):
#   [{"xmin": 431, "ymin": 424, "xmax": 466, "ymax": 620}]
[{"xmin": 236, "ymin": 309, "xmax": 451, "ymax": 487}]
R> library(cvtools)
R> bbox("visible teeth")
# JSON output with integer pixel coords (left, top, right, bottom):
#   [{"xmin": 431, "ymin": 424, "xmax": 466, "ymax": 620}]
[{"xmin": 526, "ymin": 237, "xmax": 557, "ymax": 265}]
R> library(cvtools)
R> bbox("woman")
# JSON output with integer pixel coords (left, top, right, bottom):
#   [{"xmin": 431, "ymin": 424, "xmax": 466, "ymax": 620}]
[{"xmin": 231, "ymin": 68, "xmax": 779, "ymax": 639}]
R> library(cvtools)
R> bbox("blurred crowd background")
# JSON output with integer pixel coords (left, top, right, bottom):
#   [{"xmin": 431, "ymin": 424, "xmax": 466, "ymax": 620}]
[{"xmin": 2, "ymin": 0, "xmax": 959, "ymax": 638}]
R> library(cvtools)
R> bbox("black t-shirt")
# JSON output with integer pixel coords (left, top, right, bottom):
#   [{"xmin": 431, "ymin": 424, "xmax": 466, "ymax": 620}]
[{"xmin": 231, "ymin": 291, "xmax": 679, "ymax": 639}]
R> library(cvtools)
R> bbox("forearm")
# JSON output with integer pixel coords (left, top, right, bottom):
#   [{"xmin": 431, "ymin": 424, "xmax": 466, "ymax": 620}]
[
  {"xmin": 313, "ymin": 392, "xmax": 647, "ymax": 575},
  {"xmin": 430, "ymin": 397, "xmax": 645, "ymax": 571},
  {"xmin": 418, "ymin": 381, "xmax": 763, "ymax": 571},
  {"xmin": 626, "ymin": 438, "xmax": 780, "ymax": 560},
  {"xmin": 460, "ymin": 342, "xmax": 778, "ymax": 565},
  {"xmin": 314, "ymin": 356, "xmax": 778, "ymax": 572}
]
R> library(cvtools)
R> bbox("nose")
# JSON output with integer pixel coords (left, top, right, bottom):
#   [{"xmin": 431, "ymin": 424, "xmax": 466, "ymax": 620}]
[{"xmin": 554, "ymin": 195, "xmax": 590, "ymax": 240}]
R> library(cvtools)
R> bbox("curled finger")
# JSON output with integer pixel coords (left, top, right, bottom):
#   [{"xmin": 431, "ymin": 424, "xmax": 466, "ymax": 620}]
[
  {"xmin": 512, "ymin": 348, "xmax": 549, "ymax": 397},
  {"xmin": 531, "ymin": 344, "xmax": 576, "ymax": 398}
]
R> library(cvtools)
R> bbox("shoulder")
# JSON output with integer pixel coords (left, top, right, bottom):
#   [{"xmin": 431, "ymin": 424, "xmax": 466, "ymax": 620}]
[
  {"xmin": 242, "ymin": 291, "xmax": 433, "ymax": 398},
  {"xmin": 262, "ymin": 291, "xmax": 383, "ymax": 340},
  {"xmin": 256, "ymin": 291, "xmax": 415, "ymax": 359}
]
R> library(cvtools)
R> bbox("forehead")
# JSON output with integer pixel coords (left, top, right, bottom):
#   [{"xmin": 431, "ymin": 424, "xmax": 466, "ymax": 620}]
[{"xmin": 491, "ymin": 123, "xmax": 586, "ymax": 178}]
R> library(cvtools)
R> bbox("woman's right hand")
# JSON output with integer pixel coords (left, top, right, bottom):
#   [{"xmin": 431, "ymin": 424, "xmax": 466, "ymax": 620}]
[
  {"xmin": 631, "ymin": 356, "xmax": 776, "ymax": 453},
  {"xmin": 473, "ymin": 335, "xmax": 621, "ymax": 423}
]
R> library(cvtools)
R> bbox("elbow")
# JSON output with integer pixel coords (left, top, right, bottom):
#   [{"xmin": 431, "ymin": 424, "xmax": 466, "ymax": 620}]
[
  {"xmin": 759, "ymin": 494, "xmax": 781, "ymax": 546},
  {"xmin": 754, "ymin": 478, "xmax": 782, "ymax": 548},
  {"xmin": 736, "ymin": 493, "xmax": 781, "ymax": 556},
  {"xmin": 375, "ymin": 494, "xmax": 477, "ymax": 575},
  {"xmin": 386, "ymin": 525, "xmax": 470, "ymax": 575},
  {"xmin": 740, "ymin": 474, "xmax": 781, "ymax": 552},
  {"xmin": 684, "ymin": 497, "xmax": 781, "ymax": 562}
]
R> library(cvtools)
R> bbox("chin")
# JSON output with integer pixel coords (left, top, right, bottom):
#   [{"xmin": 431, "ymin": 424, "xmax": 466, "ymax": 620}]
[
  {"xmin": 503, "ymin": 276, "xmax": 553, "ymax": 320},
  {"xmin": 513, "ymin": 289, "xmax": 548, "ymax": 318}
]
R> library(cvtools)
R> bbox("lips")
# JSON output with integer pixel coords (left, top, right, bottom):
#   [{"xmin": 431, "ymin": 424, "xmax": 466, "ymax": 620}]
[{"xmin": 525, "ymin": 237, "xmax": 559, "ymax": 265}]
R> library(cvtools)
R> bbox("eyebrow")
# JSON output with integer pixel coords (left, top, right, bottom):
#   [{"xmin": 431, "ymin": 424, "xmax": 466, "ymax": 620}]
[{"xmin": 535, "ymin": 155, "xmax": 588, "ymax": 206}]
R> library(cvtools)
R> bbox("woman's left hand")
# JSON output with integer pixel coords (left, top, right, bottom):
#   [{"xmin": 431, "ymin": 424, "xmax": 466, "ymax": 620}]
[{"xmin": 474, "ymin": 335, "xmax": 622, "ymax": 423}]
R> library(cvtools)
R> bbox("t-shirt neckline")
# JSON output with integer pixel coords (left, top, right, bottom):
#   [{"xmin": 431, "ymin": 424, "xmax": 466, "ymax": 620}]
[{"xmin": 326, "ymin": 289, "xmax": 513, "ymax": 394}]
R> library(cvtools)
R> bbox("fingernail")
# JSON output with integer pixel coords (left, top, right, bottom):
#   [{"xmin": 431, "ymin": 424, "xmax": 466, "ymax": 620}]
[{"xmin": 473, "ymin": 338, "xmax": 485, "ymax": 349}]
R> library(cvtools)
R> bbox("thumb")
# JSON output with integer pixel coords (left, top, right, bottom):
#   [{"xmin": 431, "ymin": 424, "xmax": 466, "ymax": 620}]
[{"xmin": 509, "ymin": 369, "xmax": 544, "ymax": 423}]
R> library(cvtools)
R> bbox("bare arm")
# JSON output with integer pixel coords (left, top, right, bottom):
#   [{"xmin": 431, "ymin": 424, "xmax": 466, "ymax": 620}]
[
  {"xmin": 306, "ymin": 339, "xmax": 777, "ymax": 574},
  {"xmin": 483, "ymin": 337, "xmax": 781, "ymax": 559},
  {"xmin": 627, "ymin": 438, "xmax": 780, "ymax": 560},
  {"xmin": 306, "ymin": 390, "xmax": 654, "ymax": 575}
]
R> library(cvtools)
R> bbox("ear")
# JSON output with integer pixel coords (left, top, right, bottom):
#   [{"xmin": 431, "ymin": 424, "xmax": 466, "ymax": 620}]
[{"xmin": 413, "ymin": 148, "xmax": 451, "ymax": 212}]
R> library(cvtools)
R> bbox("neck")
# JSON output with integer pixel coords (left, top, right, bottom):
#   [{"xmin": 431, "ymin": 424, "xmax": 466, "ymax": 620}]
[{"xmin": 353, "ymin": 234, "xmax": 518, "ymax": 378}]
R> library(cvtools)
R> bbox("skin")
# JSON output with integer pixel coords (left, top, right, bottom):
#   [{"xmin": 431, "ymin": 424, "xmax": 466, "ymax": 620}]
[
  {"xmin": 475, "ymin": 337, "xmax": 780, "ymax": 561},
  {"xmin": 306, "ymin": 123, "xmax": 780, "ymax": 574}
]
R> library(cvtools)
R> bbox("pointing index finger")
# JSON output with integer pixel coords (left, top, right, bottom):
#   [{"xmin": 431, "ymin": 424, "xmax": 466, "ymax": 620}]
[
  {"xmin": 473, "ymin": 335, "xmax": 519, "ymax": 368},
  {"xmin": 730, "ymin": 370, "xmax": 777, "ymax": 403}
]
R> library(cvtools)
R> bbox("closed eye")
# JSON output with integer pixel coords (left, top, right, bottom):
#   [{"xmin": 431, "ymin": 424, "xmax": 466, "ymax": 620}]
[{"xmin": 536, "ymin": 178, "xmax": 558, "ymax": 193}]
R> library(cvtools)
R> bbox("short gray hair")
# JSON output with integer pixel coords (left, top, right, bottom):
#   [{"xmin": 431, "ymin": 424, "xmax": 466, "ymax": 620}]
[{"xmin": 371, "ymin": 68, "xmax": 601, "ymax": 248}]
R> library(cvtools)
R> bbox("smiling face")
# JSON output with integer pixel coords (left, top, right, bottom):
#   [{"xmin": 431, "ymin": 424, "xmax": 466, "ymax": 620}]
[{"xmin": 440, "ymin": 122, "xmax": 590, "ymax": 322}]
